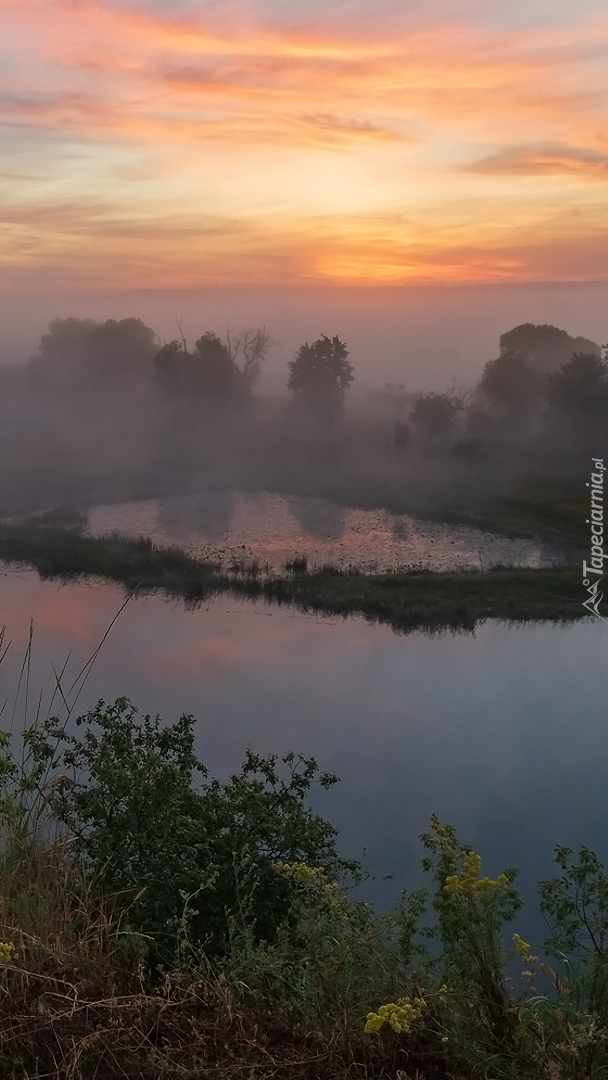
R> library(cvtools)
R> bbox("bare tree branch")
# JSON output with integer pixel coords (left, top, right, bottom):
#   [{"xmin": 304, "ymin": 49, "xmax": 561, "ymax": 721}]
[
  {"xmin": 224, "ymin": 325, "xmax": 277, "ymax": 386},
  {"xmin": 175, "ymin": 317, "xmax": 188, "ymax": 355}
]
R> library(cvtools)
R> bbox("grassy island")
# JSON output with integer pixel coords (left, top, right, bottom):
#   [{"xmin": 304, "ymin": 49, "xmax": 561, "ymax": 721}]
[{"xmin": 0, "ymin": 523, "xmax": 584, "ymax": 631}]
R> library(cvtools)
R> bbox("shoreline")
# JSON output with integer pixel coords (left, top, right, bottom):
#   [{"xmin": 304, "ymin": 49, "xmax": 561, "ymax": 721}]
[{"xmin": 0, "ymin": 524, "xmax": 584, "ymax": 633}]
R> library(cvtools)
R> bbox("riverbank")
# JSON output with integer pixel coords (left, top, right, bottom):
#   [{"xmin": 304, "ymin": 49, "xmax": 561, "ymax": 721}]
[
  {"xmin": 0, "ymin": 698, "xmax": 605, "ymax": 1080},
  {"xmin": 0, "ymin": 524, "xmax": 584, "ymax": 631}
]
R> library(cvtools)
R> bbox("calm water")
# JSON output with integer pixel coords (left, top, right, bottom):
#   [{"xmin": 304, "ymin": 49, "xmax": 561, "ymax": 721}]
[
  {"xmin": 0, "ymin": 564, "xmax": 605, "ymax": 941},
  {"xmin": 86, "ymin": 490, "xmax": 561, "ymax": 573}
]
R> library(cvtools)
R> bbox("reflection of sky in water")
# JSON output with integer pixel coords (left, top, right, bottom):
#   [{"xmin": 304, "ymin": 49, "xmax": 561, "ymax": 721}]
[
  {"xmin": 0, "ymin": 566, "xmax": 605, "ymax": 944},
  {"xmin": 87, "ymin": 490, "xmax": 558, "ymax": 572}
]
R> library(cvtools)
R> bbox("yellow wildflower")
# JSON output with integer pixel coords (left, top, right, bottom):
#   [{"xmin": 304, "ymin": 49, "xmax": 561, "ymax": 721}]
[
  {"xmin": 364, "ymin": 996, "xmax": 426, "ymax": 1035},
  {"xmin": 444, "ymin": 875, "xmax": 461, "ymax": 894},
  {"xmin": 513, "ymin": 934, "xmax": 538, "ymax": 964},
  {"xmin": 461, "ymin": 852, "xmax": 482, "ymax": 886},
  {"xmin": 274, "ymin": 861, "xmax": 343, "ymax": 913},
  {"xmin": 0, "ymin": 942, "xmax": 15, "ymax": 963},
  {"xmin": 275, "ymin": 861, "xmax": 325, "ymax": 884},
  {"xmin": 474, "ymin": 877, "xmax": 498, "ymax": 893},
  {"xmin": 444, "ymin": 852, "xmax": 509, "ymax": 896},
  {"xmin": 364, "ymin": 1011, "xmax": 384, "ymax": 1034}
]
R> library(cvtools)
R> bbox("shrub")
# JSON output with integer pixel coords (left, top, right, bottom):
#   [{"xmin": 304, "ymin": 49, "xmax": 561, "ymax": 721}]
[{"xmin": 27, "ymin": 699, "xmax": 356, "ymax": 962}]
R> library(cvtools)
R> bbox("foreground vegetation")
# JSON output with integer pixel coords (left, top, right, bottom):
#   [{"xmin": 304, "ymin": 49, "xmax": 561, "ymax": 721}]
[
  {"xmin": 0, "ymin": 524, "xmax": 583, "ymax": 632},
  {"xmin": 1, "ymin": 697, "xmax": 608, "ymax": 1079}
]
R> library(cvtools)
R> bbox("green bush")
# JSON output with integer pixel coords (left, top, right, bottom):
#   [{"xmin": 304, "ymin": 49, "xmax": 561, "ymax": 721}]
[
  {"xmin": 27, "ymin": 698, "xmax": 357, "ymax": 962},
  {"xmin": 541, "ymin": 845, "xmax": 608, "ymax": 1021}
]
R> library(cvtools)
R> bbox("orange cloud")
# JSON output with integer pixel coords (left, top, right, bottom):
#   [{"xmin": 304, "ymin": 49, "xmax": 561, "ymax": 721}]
[
  {"xmin": 465, "ymin": 143, "xmax": 608, "ymax": 179},
  {"xmin": 0, "ymin": 0, "xmax": 607, "ymax": 286}
]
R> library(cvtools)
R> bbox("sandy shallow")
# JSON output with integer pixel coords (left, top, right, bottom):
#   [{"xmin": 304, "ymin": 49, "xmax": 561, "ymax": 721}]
[{"xmin": 86, "ymin": 490, "xmax": 561, "ymax": 574}]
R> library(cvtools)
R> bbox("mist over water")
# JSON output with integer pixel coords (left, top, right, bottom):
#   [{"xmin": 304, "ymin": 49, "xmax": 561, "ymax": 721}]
[{"xmin": 0, "ymin": 281, "xmax": 603, "ymax": 544}]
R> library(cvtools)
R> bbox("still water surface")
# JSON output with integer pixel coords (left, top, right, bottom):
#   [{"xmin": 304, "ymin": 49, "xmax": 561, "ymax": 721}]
[
  {"xmin": 0, "ymin": 565, "xmax": 605, "ymax": 940},
  {"xmin": 86, "ymin": 490, "xmax": 560, "ymax": 572}
]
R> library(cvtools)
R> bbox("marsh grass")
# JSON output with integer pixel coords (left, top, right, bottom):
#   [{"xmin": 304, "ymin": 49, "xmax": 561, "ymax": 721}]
[{"xmin": 0, "ymin": 524, "xmax": 585, "ymax": 633}]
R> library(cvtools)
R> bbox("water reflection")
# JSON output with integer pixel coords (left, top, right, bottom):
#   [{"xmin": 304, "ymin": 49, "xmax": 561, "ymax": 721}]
[
  {"xmin": 87, "ymin": 489, "xmax": 559, "ymax": 573},
  {"xmin": 158, "ymin": 491, "xmax": 236, "ymax": 544},
  {"xmin": 289, "ymin": 494, "xmax": 345, "ymax": 542},
  {"xmin": 0, "ymin": 565, "xmax": 605, "ymax": 943}
]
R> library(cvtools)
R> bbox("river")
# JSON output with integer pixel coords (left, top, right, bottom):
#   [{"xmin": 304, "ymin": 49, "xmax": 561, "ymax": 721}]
[{"xmin": 0, "ymin": 563, "xmax": 604, "ymax": 944}]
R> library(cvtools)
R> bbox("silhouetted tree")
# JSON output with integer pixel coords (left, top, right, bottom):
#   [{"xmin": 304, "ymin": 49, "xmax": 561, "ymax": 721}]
[
  {"xmin": 392, "ymin": 421, "xmax": 411, "ymax": 452},
  {"xmin": 226, "ymin": 326, "xmax": 276, "ymax": 387},
  {"xmin": 409, "ymin": 391, "xmax": 462, "ymax": 438},
  {"xmin": 153, "ymin": 340, "xmax": 189, "ymax": 395},
  {"xmin": 193, "ymin": 332, "xmax": 248, "ymax": 399},
  {"xmin": 29, "ymin": 317, "xmax": 157, "ymax": 389},
  {"xmin": 546, "ymin": 352, "xmax": 608, "ymax": 420},
  {"xmin": 287, "ymin": 335, "xmax": 353, "ymax": 415},
  {"xmin": 478, "ymin": 350, "xmax": 544, "ymax": 419},
  {"xmin": 499, "ymin": 324, "xmax": 600, "ymax": 375},
  {"xmin": 154, "ymin": 332, "xmax": 249, "ymax": 403}
]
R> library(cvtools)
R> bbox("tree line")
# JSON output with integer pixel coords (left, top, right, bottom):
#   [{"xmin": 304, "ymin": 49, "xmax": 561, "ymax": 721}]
[
  {"xmin": 19, "ymin": 315, "xmax": 608, "ymax": 453},
  {"xmin": 383, "ymin": 322, "xmax": 607, "ymax": 456},
  {"xmin": 25, "ymin": 317, "xmax": 354, "ymax": 416}
]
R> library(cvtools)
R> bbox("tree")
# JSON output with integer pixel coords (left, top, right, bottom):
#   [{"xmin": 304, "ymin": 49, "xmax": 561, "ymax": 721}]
[
  {"xmin": 546, "ymin": 352, "xmax": 608, "ymax": 420},
  {"xmin": 29, "ymin": 317, "xmax": 157, "ymax": 389},
  {"xmin": 192, "ymin": 331, "xmax": 248, "ymax": 398},
  {"xmin": 478, "ymin": 350, "xmax": 543, "ymax": 418},
  {"xmin": 287, "ymin": 335, "xmax": 353, "ymax": 415},
  {"xmin": 392, "ymin": 420, "xmax": 411, "ymax": 452},
  {"xmin": 409, "ymin": 391, "xmax": 463, "ymax": 439},
  {"xmin": 154, "ymin": 331, "xmax": 249, "ymax": 403},
  {"xmin": 499, "ymin": 324, "xmax": 601, "ymax": 375},
  {"xmin": 226, "ymin": 326, "xmax": 276, "ymax": 387}
]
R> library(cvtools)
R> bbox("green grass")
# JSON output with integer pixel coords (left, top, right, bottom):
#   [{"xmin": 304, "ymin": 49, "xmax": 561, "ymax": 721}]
[
  {"xmin": 0, "ymin": 524, "xmax": 585, "ymax": 631},
  {"xmin": 439, "ymin": 493, "xmax": 587, "ymax": 550},
  {"xmin": 261, "ymin": 564, "xmax": 583, "ymax": 629}
]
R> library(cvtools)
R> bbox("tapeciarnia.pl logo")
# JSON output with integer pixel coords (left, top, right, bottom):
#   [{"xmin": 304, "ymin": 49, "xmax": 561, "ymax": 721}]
[{"xmin": 582, "ymin": 457, "xmax": 606, "ymax": 618}]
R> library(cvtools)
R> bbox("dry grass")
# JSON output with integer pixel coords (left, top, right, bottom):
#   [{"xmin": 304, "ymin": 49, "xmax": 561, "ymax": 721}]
[{"xmin": 0, "ymin": 932, "xmax": 456, "ymax": 1079}]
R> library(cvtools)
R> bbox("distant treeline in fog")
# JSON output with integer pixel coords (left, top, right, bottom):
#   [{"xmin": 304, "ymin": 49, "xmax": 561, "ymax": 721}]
[{"xmin": 0, "ymin": 316, "xmax": 605, "ymax": 519}]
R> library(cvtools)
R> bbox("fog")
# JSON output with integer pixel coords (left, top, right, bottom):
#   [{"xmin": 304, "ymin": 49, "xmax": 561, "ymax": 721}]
[
  {"xmin": 1, "ymin": 281, "xmax": 607, "ymax": 393},
  {"xmin": 0, "ymin": 282, "xmax": 605, "ymax": 533}
]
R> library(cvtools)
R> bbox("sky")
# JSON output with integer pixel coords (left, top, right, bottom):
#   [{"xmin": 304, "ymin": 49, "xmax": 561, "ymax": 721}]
[{"xmin": 1, "ymin": 0, "xmax": 608, "ymax": 294}]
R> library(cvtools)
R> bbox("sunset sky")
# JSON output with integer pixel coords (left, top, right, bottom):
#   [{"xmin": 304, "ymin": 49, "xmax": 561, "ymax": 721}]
[{"xmin": 1, "ymin": 0, "xmax": 608, "ymax": 292}]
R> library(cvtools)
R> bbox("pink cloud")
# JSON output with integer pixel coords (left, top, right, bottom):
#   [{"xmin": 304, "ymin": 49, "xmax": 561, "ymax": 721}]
[
  {"xmin": 1, "ymin": 0, "xmax": 607, "ymax": 286},
  {"xmin": 465, "ymin": 143, "xmax": 608, "ymax": 179}
]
